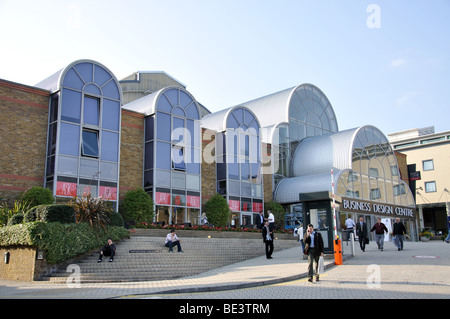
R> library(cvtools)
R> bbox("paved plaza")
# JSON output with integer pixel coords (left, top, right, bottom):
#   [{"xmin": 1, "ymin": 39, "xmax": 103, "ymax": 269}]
[{"xmin": 0, "ymin": 240, "xmax": 448, "ymax": 300}]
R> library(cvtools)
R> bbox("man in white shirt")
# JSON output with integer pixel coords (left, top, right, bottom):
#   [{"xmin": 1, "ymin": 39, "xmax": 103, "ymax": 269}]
[
  {"xmin": 165, "ymin": 229, "xmax": 184, "ymax": 253},
  {"xmin": 267, "ymin": 210, "xmax": 275, "ymax": 232},
  {"xmin": 345, "ymin": 217, "xmax": 356, "ymax": 241}
]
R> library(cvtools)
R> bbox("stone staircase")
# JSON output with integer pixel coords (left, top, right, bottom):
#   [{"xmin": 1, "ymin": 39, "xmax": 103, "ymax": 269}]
[{"xmin": 37, "ymin": 232, "xmax": 300, "ymax": 283}]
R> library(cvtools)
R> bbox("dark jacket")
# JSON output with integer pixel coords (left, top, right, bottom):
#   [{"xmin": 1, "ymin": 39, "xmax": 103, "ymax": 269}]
[
  {"xmin": 262, "ymin": 226, "xmax": 274, "ymax": 243},
  {"xmin": 356, "ymin": 221, "xmax": 368, "ymax": 238},
  {"xmin": 101, "ymin": 243, "xmax": 116, "ymax": 254},
  {"xmin": 303, "ymin": 231, "xmax": 324, "ymax": 256},
  {"xmin": 393, "ymin": 222, "xmax": 406, "ymax": 235},
  {"xmin": 371, "ymin": 222, "xmax": 388, "ymax": 234}
]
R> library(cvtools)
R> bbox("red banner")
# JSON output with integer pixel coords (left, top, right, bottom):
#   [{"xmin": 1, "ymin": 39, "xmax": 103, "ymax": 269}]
[
  {"xmin": 186, "ymin": 195, "xmax": 200, "ymax": 208},
  {"xmin": 253, "ymin": 202, "xmax": 263, "ymax": 213},
  {"xmin": 99, "ymin": 186, "xmax": 117, "ymax": 201},
  {"xmin": 155, "ymin": 192, "xmax": 170, "ymax": 205},
  {"xmin": 56, "ymin": 181, "xmax": 77, "ymax": 197},
  {"xmin": 229, "ymin": 199, "xmax": 240, "ymax": 211}
]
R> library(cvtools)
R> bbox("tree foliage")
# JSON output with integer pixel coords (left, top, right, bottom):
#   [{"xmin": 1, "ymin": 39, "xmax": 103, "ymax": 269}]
[{"xmin": 204, "ymin": 193, "xmax": 230, "ymax": 228}]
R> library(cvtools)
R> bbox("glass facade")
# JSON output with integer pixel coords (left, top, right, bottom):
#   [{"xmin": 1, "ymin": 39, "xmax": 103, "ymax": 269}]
[
  {"xmin": 216, "ymin": 107, "xmax": 263, "ymax": 226},
  {"xmin": 45, "ymin": 61, "xmax": 121, "ymax": 208},
  {"xmin": 336, "ymin": 126, "xmax": 415, "ymax": 207},
  {"xmin": 144, "ymin": 87, "xmax": 202, "ymax": 225}
]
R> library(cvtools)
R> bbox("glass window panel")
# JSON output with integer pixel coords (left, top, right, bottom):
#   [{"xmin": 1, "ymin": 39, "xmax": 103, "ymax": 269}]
[
  {"xmin": 157, "ymin": 94, "xmax": 172, "ymax": 112},
  {"xmin": 157, "ymin": 112, "xmax": 171, "ymax": 141},
  {"xmin": 101, "ymin": 131, "xmax": 118, "ymax": 162},
  {"xmin": 165, "ymin": 89, "xmax": 179, "ymax": 107},
  {"xmin": 172, "ymin": 172, "xmax": 186, "ymax": 189},
  {"xmin": 172, "ymin": 117, "xmax": 185, "ymax": 144},
  {"xmin": 144, "ymin": 170, "xmax": 153, "ymax": 188},
  {"xmin": 229, "ymin": 180, "xmax": 240, "ymax": 196},
  {"xmin": 180, "ymin": 91, "xmax": 193, "ymax": 109},
  {"xmin": 243, "ymin": 110, "xmax": 254, "ymax": 127},
  {"xmin": 172, "ymin": 190, "xmax": 186, "ymax": 206},
  {"xmin": 226, "ymin": 114, "xmax": 239, "ymax": 129},
  {"xmin": 103, "ymin": 99, "xmax": 120, "ymax": 131},
  {"xmin": 228, "ymin": 160, "xmax": 239, "ymax": 180},
  {"xmin": 47, "ymin": 123, "xmax": 57, "ymax": 156},
  {"xmin": 233, "ymin": 108, "xmax": 244, "ymax": 124},
  {"xmin": 100, "ymin": 161, "xmax": 118, "ymax": 180},
  {"xmin": 306, "ymin": 124, "xmax": 315, "ymax": 137},
  {"xmin": 251, "ymin": 162, "xmax": 261, "ymax": 183},
  {"xmin": 423, "ymin": 160, "xmax": 434, "ymax": 171},
  {"xmin": 186, "ymin": 148, "xmax": 200, "ymax": 174},
  {"xmin": 84, "ymin": 96, "xmax": 99, "ymax": 126},
  {"xmin": 94, "ymin": 65, "xmax": 112, "ymax": 87},
  {"xmin": 63, "ymin": 68, "xmax": 84, "ymax": 90},
  {"xmin": 172, "ymin": 147, "xmax": 186, "ymax": 171},
  {"xmin": 59, "ymin": 123, "xmax": 80, "ymax": 156},
  {"xmin": 145, "ymin": 116, "xmax": 154, "ymax": 141},
  {"xmin": 155, "ymin": 169, "xmax": 170, "ymax": 187},
  {"xmin": 187, "ymin": 120, "xmax": 200, "ymax": 148},
  {"xmin": 241, "ymin": 182, "xmax": 251, "ymax": 197},
  {"xmin": 84, "ymin": 84, "xmax": 101, "ymax": 96},
  {"xmin": 186, "ymin": 174, "xmax": 200, "ymax": 191},
  {"xmin": 101, "ymin": 79, "xmax": 120, "ymax": 100},
  {"xmin": 78, "ymin": 182, "xmax": 98, "ymax": 198},
  {"xmin": 252, "ymin": 184, "xmax": 262, "ymax": 198},
  {"xmin": 61, "ymin": 89, "xmax": 81, "ymax": 123},
  {"xmin": 425, "ymin": 181, "xmax": 436, "ymax": 193},
  {"xmin": 57, "ymin": 156, "xmax": 78, "ymax": 176},
  {"xmin": 241, "ymin": 197, "xmax": 251, "ymax": 212},
  {"xmin": 79, "ymin": 158, "xmax": 99, "ymax": 177},
  {"xmin": 298, "ymin": 123, "xmax": 306, "ymax": 140},
  {"xmin": 144, "ymin": 142, "xmax": 154, "ymax": 170},
  {"xmin": 289, "ymin": 122, "xmax": 299, "ymax": 141},
  {"xmin": 74, "ymin": 62, "xmax": 93, "ymax": 83},
  {"xmin": 217, "ymin": 160, "xmax": 226, "ymax": 180},
  {"xmin": 217, "ymin": 180, "xmax": 226, "ymax": 195},
  {"xmin": 156, "ymin": 142, "xmax": 171, "ymax": 170},
  {"xmin": 172, "ymin": 107, "xmax": 185, "ymax": 117},
  {"xmin": 185, "ymin": 104, "xmax": 199, "ymax": 120},
  {"xmin": 240, "ymin": 159, "xmax": 250, "ymax": 181},
  {"xmin": 227, "ymin": 129, "xmax": 238, "ymax": 157},
  {"xmin": 82, "ymin": 130, "xmax": 99, "ymax": 157}
]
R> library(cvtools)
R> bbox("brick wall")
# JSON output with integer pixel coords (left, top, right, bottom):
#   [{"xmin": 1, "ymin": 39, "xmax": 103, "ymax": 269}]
[
  {"xmin": 201, "ymin": 128, "xmax": 217, "ymax": 204},
  {"xmin": 0, "ymin": 80, "xmax": 50, "ymax": 203},
  {"xmin": 119, "ymin": 109, "xmax": 145, "ymax": 199}
]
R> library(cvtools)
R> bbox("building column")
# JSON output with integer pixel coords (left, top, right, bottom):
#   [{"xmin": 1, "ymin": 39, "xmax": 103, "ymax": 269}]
[{"xmin": 418, "ymin": 205, "xmax": 424, "ymax": 230}]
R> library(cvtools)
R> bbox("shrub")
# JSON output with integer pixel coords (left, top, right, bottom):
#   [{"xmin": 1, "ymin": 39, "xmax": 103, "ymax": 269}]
[
  {"xmin": 69, "ymin": 193, "xmax": 111, "ymax": 229},
  {"xmin": 0, "ymin": 200, "xmax": 31, "ymax": 227},
  {"xmin": 120, "ymin": 188, "xmax": 154, "ymax": 225},
  {"xmin": 108, "ymin": 212, "xmax": 125, "ymax": 227},
  {"xmin": 24, "ymin": 204, "xmax": 76, "ymax": 224},
  {"xmin": 0, "ymin": 222, "xmax": 130, "ymax": 264},
  {"xmin": 21, "ymin": 186, "xmax": 54, "ymax": 208},
  {"xmin": 204, "ymin": 193, "xmax": 230, "ymax": 228}
]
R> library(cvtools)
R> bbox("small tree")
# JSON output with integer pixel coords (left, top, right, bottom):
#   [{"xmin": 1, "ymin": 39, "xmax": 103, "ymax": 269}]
[
  {"xmin": 21, "ymin": 186, "xmax": 54, "ymax": 208},
  {"xmin": 120, "ymin": 188, "xmax": 154, "ymax": 225},
  {"xmin": 69, "ymin": 193, "xmax": 111, "ymax": 229},
  {"xmin": 204, "ymin": 193, "xmax": 230, "ymax": 228}
]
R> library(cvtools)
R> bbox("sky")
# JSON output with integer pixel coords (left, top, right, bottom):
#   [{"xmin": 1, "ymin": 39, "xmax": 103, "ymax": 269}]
[{"xmin": 1, "ymin": 0, "xmax": 449, "ymax": 136}]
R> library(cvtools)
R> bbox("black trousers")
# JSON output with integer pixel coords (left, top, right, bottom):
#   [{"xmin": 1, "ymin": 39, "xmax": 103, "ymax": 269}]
[
  {"xmin": 359, "ymin": 236, "xmax": 366, "ymax": 251},
  {"xmin": 265, "ymin": 240, "xmax": 274, "ymax": 258},
  {"xmin": 99, "ymin": 248, "xmax": 115, "ymax": 260}
]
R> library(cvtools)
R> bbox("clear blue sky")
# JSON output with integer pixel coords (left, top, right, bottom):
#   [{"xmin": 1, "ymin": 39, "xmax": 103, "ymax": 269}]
[{"xmin": 1, "ymin": 0, "xmax": 449, "ymax": 135}]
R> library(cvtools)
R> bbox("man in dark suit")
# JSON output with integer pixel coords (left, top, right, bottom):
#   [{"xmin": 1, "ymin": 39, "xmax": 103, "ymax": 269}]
[
  {"xmin": 262, "ymin": 221, "xmax": 274, "ymax": 259},
  {"xmin": 356, "ymin": 216, "xmax": 368, "ymax": 252},
  {"xmin": 303, "ymin": 224, "xmax": 324, "ymax": 282},
  {"xmin": 256, "ymin": 211, "xmax": 265, "ymax": 229}
]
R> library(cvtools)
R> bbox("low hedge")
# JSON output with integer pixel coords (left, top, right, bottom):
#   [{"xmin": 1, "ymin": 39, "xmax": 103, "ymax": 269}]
[
  {"xmin": 24, "ymin": 204, "xmax": 76, "ymax": 224},
  {"xmin": 0, "ymin": 222, "xmax": 130, "ymax": 264}
]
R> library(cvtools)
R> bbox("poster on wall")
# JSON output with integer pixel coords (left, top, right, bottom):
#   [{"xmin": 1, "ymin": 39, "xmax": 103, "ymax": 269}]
[
  {"xmin": 56, "ymin": 181, "xmax": 77, "ymax": 197},
  {"xmin": 186, "ymin": 195, "xmax": 200, "ymax": 208},
  {"xmin": 155, "ymin": 192, "xmax": 170, "ymax": 205},
  {"xmin": 229, "ymin": 199, "xmax": 240, "ymax": 212},
  {"xmin": 99, "ymin": 186, "xmax": 117, "ymax": 201}
]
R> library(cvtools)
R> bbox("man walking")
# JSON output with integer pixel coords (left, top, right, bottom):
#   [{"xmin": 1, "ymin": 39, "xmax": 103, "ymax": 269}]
[
  {"xmin": 356, "ymin": 216, "xmax": 368, "ymax": 252},
  {"xmin": 303, "ymin": 224, "xmax": 324, "ymax": 282},
  {"xmin": 262, "ymin": 221, "xmax": 274, "ymax": 259},
  {"xmin": 370, "ymin": 218, "xmax": 388, "ymax": 251},
  {"xmin": 393, "ymin": 218, "xmax": 407, "ymax": 251}
]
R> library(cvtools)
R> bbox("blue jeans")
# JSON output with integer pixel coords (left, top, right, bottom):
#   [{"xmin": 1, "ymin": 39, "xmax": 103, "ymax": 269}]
[
  {"xmin": 445, "ymin": 232, "xmax": 450, "ymax": 242},
  {"xmin": 165, "ymin": 240, "xmax": 182, "ymax": 252},
  {"xmin": 395, "ymin": 234, "xmax": 404, "ymax": 250}
]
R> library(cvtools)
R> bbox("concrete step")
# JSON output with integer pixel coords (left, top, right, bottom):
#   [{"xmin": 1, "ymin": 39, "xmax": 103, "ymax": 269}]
[{"xmin": 38, "ymin": 235, "xmax": 300, "ymax": 283}]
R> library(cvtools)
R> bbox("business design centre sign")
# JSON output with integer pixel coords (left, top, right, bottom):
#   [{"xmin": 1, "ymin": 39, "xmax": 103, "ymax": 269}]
[{"xmin": 342, "ymin": 198, "xmax": 416, "ymax": 218}]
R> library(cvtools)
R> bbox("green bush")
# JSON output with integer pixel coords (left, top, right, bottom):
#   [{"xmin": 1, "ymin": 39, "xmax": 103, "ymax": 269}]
[
  {"xmin": 0, "ymin": 222, "xmax": 130, "ymax": 264},
  {"xmin": 24, "ymin": 204, "xmax": 76, "ymax": 224},
  {"xmin": 264, "ymin": 201, "xmax": 286, "ymax": 230},
  {"xmin": 204, "ymin": 193, "xmax": 230, "ymax": 228},
  {"xmin": 21, "ymin": 186, "xmax": 54, "ymax": 208},
  {"xmin": 108, "ymin": 212, "xmax": 124, "ymax": 227},
  {"xmin": 120, "ymin": 188, "xmax": 154, "ymax": 225}
]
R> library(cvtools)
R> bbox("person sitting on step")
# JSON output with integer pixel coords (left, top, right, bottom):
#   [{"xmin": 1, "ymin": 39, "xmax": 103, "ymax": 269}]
[{"xmin": 164, "ymin": 229, "xmax": 184, "ymax": 253}]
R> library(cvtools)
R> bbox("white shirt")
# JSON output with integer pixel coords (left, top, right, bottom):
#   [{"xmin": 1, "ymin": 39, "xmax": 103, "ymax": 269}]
[
  {"xmin": 265, "ymin": 226, "xmax": 272, "ymax": 241},
  {"xmin": 268, "ymin": 213, "xmax": 274, "ymax": 223},
  {"xmin": 345, "ymin": 218, "xmax": 355, "ymax": 229},
  {"xmin": 165, "ymin": 233, "xmax": 179, "ymax": 244}
]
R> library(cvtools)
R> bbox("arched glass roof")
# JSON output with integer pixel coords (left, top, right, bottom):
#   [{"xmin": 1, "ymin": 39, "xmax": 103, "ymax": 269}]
[{"xmin": 274, "ymin": 125, "xmax": 415, "ymax": 208}]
